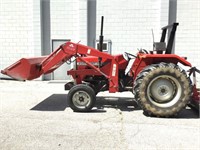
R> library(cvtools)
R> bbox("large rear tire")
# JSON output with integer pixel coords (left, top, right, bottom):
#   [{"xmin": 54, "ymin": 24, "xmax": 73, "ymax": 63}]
[
  {"xmin": 67, "ymin": 84, "xmax": 96, "ymax": 112},
  {"xmin": 134, "ymin": 63, "xmax": 192, "ymax": 117}
]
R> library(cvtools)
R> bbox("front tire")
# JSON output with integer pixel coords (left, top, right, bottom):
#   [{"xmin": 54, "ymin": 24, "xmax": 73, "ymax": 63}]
[
  {"xmin": 134, "ymin": 63, "xmax": 192, "ymax": 117},
  {"xmin": 67, "ymin": 84, "xmax": 96, "ymax": 112}
]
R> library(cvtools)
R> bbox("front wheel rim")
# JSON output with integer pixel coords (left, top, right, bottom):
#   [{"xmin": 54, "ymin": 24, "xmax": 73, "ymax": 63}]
[
  {"xmin": 147, "ymin": 75, "xmax": 182, "ymax": 108},
  {"xmin": 72, "ymin": 91, "xmax": 91, "ymax": 109}
]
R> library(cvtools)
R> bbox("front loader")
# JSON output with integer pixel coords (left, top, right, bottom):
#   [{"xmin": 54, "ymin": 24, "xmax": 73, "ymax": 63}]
[{"xmin": 1, "ymin": 17, "xmax": 199, "ymax": 117}]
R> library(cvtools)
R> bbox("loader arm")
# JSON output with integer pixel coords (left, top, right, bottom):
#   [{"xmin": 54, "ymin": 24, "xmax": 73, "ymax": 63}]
[
  {"xmin": 40, "ymin": 41, "xmax": 117, "ymax": 77},
  {"xmin": 1, "ymin": 41, "xmax": 119, "ymax": 92}
]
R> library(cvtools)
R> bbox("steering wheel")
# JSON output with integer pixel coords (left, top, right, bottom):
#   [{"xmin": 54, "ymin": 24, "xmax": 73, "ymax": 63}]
[
  {"xmin": 125, "ymin": 52, "xmax": 136, "ymax": 58},
  {"xmin": 139, "ymin": 49, "xmax": 149, "ymax": 54},
  {"xmin": 123, "ymin": 52, "xmax": 136, "ymax": 61}
]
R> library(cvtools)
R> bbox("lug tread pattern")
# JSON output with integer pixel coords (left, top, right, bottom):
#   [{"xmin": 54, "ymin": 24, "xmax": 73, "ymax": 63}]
[{"xmin": 133, "ymin": 62, "xmax": 192, "ymax": 117}]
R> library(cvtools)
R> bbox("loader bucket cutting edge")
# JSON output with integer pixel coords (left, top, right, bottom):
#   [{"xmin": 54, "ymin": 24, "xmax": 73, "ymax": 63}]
[{"xmin": 1, "ymin": 57, "xmax": 47, "ymax": 80}]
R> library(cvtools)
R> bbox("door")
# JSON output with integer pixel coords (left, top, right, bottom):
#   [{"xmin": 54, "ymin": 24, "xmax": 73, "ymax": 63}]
[{"xmin": 52, "ymin": 39, "xmax": 71, "ymax": 80}]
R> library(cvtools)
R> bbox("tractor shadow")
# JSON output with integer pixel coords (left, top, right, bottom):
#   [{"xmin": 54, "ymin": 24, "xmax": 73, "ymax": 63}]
[
  {"xmin": 30, "ymin": 94, "xmax": 139, "ymax": 112},
  {"xmin": 30, "ymin": 94, "xmax": 68, "ymax": 111},
  {"xmin": 30, "ymin": 94, "xmax": 199, "ymax": 118},
  {"xmin": 175, "ymin": 107, "xmax": 199, "ymax": 119},
  {"xmin": 94, "ymin": 96, "xmax": 140, "ymax": 112}
]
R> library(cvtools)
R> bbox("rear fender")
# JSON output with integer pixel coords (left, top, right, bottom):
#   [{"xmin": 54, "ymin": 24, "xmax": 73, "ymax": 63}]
[
  {"xmin": 132, "ymin": 54, "xmax": 192, "ymax": 80},
  {"xmin": 142, "ymin": 54, "xmax": 191, "ymax": 66}
]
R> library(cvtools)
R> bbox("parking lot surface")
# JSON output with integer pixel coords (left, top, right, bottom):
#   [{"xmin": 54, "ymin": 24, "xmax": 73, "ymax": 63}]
[{"xmin": 0, "ymin": 80, "xmax": 199, "ymax": 150}]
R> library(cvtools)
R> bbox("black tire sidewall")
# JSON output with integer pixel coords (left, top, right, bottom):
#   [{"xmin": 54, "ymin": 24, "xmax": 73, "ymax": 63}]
[{"xmin": 134, "ymin": 63, "xmax": 192, "ymax": 117}]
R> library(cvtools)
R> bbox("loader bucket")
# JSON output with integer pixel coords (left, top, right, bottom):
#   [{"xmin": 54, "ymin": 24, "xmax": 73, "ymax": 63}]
[{"xmin": 1, "ymin": 57, "xmax": 47, "ymax": 80}]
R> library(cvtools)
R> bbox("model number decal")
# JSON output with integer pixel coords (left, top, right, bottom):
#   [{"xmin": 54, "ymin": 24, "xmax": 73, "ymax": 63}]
[
  {"xmin": 112, "ymin": 64, "xmax": 117, "ymax": 76},
  {"xmin": 87, "ymin": 49, "xmax": 91, "ymax": 54}
]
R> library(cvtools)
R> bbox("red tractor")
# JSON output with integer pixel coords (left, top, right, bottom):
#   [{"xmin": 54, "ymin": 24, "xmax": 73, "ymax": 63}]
[{"xmin": 1, "ymin": 17, "xmax": 199, "ymax": 117}]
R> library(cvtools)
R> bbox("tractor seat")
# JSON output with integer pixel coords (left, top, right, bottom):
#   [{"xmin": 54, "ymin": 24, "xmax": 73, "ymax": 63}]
[{"xmin": 150, "ymin": 42, "xmax": 166, "ymax": 54}]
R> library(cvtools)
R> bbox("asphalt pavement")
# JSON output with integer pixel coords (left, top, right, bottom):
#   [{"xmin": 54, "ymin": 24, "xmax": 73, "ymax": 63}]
[{"xmin": 0, "ymin": 80, "xmax": 199, "ymax": 150}]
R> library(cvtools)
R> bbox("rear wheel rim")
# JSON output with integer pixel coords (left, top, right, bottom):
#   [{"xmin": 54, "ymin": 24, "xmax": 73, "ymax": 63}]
[
  {"xmin": 147, "ymin": 75, "xmax": 182, "ymax": 108},
  {"xmin": 72, "ymin": 91, "xmax": 91, "ymax": 109}
]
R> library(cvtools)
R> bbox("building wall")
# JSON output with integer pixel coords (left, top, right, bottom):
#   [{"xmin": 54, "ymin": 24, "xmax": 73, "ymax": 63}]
[
  {"xmin": 96, "ymin": 0, "xmax": 169, "ymax": 54},
  {"xmin": 0, "ymin": 0, "xmax": 41, "ymax": 78},
  {"xmin": 50, "ymin": 0, "xmax": 87, "ymax": 45},
  {"xmin": 176, "ymin": 0, "xmax": 200, "ymax": 85}
]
